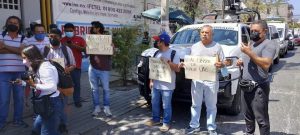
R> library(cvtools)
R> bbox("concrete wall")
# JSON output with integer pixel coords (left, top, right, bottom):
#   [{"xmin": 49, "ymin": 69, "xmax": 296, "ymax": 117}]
[{"xmin": 21, "ymin": 0, "xmax": 41, "ymax": 29}]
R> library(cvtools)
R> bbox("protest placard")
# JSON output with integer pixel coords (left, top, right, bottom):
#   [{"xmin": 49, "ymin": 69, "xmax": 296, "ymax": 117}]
[
  {"xmin": 184, "ymin": 56, "xmax": 217, "ymax": 81},
  {"xmin": 51, "ymin": 58, "xmax": 65, "ymax": 68},
  {"xmin": 86, "ymin": 34, "xmax": 113, "ymax": 55},
  {"xmin": 149, "ymin": 58, "xmax": 172, "ymax": 83}
]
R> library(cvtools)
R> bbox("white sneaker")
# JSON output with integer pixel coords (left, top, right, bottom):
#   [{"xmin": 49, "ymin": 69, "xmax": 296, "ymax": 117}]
[
  {"xmin": 92, "ymin": 105, "xmax": 101, "ymax": 116},
  {"xmin": 103, "ymin": 106, "xmax": 112, "ymax": 116}
]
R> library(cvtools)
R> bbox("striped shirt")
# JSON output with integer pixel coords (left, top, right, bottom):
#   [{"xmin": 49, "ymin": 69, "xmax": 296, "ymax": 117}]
[
  {"xmin": 27, "ymin": 36, "xmax": 50, "ymax": 54},
  {"xmin": 0, "ymin": 32, "xmax": 28, "ymax": 72},
  {"xmin": 45, "ymin": 44, "xmax": 76, "ymax": 67}
]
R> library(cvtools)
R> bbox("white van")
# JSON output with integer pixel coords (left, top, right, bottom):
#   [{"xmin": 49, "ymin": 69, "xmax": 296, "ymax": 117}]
[{"xmin": 268, "ymin": 23, "xmax": 289, "ymax": 57}]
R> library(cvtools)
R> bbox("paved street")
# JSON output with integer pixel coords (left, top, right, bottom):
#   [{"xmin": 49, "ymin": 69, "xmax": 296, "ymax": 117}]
[{"xmin": 1, "ymin": 47, "xmax": 300, "ymax": 135}]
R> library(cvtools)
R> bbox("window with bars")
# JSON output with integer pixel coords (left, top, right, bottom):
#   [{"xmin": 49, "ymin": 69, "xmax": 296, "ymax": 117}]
[{"xmin": 0, "ymin": 0, "xmax": 19, "ymax": 10}]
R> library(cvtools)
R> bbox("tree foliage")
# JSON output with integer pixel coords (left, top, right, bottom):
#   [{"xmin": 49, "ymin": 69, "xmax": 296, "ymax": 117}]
[{"xmin": 112, "ymin": 26, "xmax": 150, "ymax": 86}]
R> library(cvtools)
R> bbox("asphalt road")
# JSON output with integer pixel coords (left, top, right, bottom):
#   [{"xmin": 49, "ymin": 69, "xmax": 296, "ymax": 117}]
[{"xmin": 85, "ymin": 47, "xmax": 300, "ymax": 135}]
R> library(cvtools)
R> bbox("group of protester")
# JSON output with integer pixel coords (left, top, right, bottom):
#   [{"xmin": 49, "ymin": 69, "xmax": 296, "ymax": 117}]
[
  {"xmin": 145, "ymin": 20, "xmax": 275, "ymax": 135},
  {"xmin": 0, "ymin": 15, "xmax": 275, "ymax": 135},
  {"xmin": 0, "ymin": 16, "xmax": 113, "ymax": 135}
]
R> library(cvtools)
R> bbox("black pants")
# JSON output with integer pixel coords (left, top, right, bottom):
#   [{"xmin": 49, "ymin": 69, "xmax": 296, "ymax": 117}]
[{"xmin": 242, "ymin": 82, "xmax": 270, "ymax": 135}]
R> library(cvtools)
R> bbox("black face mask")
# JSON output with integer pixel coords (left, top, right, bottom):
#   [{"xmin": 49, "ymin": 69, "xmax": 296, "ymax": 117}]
[
  {"xmin": 6, "ymin": 24, "xmax": 18, "ymax": 32},
  {"xmin": 250, "ymin": 32, "xmax": 261, "ymax": 42},
  {"xmin": 153, "ymin": 41, "xmax": 159, "ymax": 48},
  {"xmin": 50, "ymin": 38, "xmax": 60, "ymax": 46}
]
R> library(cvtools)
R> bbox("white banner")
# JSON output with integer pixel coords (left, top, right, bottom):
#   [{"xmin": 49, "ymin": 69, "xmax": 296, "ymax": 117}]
[
  {"xmin": 184, "ymin": 56, "xmax": 217, "ymax": 81},
  {"xmin": 52, "ymin": 0, "xmax": 143, "ymax": 27},
  {"xmin": 149, "ymin": 58, "xmax": 172, "ymax": 83},
  {"xmin": 86, "ymin": 34, "xmax": 113, "ymax": 55}
]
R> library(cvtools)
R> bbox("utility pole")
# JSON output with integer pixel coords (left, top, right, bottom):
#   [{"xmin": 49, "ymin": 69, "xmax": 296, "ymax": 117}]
[{"xmin": 161, "ymin": 0, "xmax": 171, "ymax": 35}]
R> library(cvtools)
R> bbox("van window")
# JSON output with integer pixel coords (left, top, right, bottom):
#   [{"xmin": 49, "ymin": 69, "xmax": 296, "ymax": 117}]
[{"xmin": 277, "ymin": 28, "xmax": 284, "ymax": 38}]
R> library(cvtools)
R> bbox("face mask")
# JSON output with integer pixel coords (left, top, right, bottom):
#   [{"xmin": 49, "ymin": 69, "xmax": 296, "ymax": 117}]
[
  {"xmin": 6, "ymin": 24, "xmax": 18, "ymax": 32},
  {"xmin": 250, "ymin": 32, "xmax": 261, "ymax": 42},
  {"xmin": 65, "ymin": 32, "xmax": 74, "ymax": 38},
  {"xmin": 50, "ymin": 38, "xmax": 60, "ymax": 46},
  {"xmin": 153, "ymin": 41, "xmax": 159, "ymax": 48},
  {"xmin": 34, "ymin": 33, "xmax": 45, "ymax": 41},
  {"xmin": 22, "ymin": 59, "xmax": 31, "ymax": 68},
  {"xmin": 221, "ymin": 67, "xmax": 228, "ymax": 77}
]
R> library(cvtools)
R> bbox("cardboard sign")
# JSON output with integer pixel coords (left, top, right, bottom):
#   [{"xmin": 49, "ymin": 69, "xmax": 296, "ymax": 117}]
[
  {"xmin": 184, "ymin": 56, "xmax": 217, "ymax": 81},
  {"xmin": 51, "ymin": 58, "xmax": 65, "ymax": 68},
  {"xmin": 86, "ymin": 34, "xmax": 113, "ymax": 55},
  {"xmin": 149, "ymin": 58, "xmax": 172, "ymax": 83}
]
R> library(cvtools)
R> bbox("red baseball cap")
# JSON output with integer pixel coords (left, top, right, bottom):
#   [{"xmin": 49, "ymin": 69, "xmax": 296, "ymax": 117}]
[{"xmin": 152, "ymin": 36, "xmax": 160, "ymax": 41}]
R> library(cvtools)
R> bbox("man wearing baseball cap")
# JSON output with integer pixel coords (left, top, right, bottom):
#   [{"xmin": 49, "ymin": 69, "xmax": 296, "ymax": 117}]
[{"xmin": 145, "ymin": 32, "xmax": 180, "ymax": 132}]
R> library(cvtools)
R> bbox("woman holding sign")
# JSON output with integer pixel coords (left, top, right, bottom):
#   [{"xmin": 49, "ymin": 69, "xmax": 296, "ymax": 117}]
[
  {"xmin": 144, "ymin": 32, "xmax": 181, "ymax": 132},
  {"xmin": 180, "ymin": 25, "xmax": 226, "ymax": 135}
]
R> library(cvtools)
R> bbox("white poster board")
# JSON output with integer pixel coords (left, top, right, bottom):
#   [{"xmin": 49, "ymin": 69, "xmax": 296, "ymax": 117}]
[
  {"xmin": 86, "ymin": 34, "xmax": 113, "ymax": 55},
  {"xmin": 149, "ymin": 58, "xmax": 172, "ymax": 83},
  {"xmin": 184, "ymin": 56, "xmax": 217, "ymax": 81},
  {"xmin": 51, "ymin": 58, "xmax": 65, "ymax": 68}
]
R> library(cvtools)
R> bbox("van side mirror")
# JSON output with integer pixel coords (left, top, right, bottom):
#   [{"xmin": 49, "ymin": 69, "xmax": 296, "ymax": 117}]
[{"xmin": 271, "ymin": 33, "xmax": 279, "ymax": 39}]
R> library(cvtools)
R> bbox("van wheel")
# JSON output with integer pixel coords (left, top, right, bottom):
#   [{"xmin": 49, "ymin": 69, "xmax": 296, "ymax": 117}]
[
  {"xmin": 226, "ymin": 88, "xmax": 241, "ymax": 115},
  {"xmin": 273, "ymin": 57, "xmax": 279, "ymax": 64}
]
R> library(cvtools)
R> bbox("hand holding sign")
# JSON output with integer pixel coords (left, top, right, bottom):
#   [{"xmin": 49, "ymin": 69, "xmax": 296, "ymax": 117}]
[{"xmin": 86, "ymin": 34, "xmax": 113, "ymax": 55}]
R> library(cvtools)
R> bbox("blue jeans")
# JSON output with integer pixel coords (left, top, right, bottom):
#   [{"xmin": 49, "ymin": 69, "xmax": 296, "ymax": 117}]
[
  {"xmin": 189, "ymin": 81, "xmax": 218, "ymax": 130},
  {"xmin": 71, "ymin": 69, "xmax": 81, "ymax": 103},
  {"xmin": 33, "ymin": 96, "xmax": 63, "ymax": 135},
  {"xmin": 88, "ymin": 65, "xmax": 110, "ymax": 107},
  {"xmin": 0, "ymin": 72, "xmax": 24, "ymax": 127},
  {"xmin": 151, "ymin": 88, "xmax": 173, "ymax": 124},
  {"xmin": 59, "ymin": 95, "xmax": 67, "ymax": 125}
]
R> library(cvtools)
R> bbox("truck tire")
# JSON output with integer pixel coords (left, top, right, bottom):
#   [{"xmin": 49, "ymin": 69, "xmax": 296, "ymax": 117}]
[{"xmin": 226, "ymin": 87, "xmax": 241, "ymax": 115}]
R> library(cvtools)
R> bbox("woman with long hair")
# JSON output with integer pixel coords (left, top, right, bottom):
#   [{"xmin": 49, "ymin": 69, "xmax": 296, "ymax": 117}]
[{"xmin": 21, "ymin": 45, "xmax": 63, "ymax": 135}]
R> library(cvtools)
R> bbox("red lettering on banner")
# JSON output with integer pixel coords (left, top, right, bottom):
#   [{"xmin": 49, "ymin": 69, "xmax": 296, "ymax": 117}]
[{"xmin": 74, "ymin": 26, "xmax": 79, "ymax": 35}]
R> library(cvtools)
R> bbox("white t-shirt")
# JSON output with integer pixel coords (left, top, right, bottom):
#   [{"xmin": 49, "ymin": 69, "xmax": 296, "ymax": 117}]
[
  {"xmin": 190, "ymin": 41, "xmax": 224, "ymax": 82},
  {"xmin": 153, "ymin": 48, "xmax": 180, "ymax": 90}
]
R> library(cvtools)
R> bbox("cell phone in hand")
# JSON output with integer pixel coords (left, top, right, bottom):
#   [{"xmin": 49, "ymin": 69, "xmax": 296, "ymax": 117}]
[{"xmin": 242, "ymin": 34, "xmax": 248, "ymax": 46}]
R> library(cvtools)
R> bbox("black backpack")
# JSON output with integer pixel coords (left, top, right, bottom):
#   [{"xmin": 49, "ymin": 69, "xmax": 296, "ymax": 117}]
[
  {"xmin": 44, "ymin": 45, "xmax": 70, "ymax": 66},
  {"xmin": 2, "ymin": 31, "xmax": 25, "ymax": 43},
  {"xmin": 48, "ymin": 60, "xmax": 73, "ymax": 89}
]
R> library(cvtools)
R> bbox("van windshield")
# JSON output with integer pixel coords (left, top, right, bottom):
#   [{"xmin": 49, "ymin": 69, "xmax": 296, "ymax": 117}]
[{"xmin": 171, "ymin": 29, "xmax": 238, "ymax": 46}]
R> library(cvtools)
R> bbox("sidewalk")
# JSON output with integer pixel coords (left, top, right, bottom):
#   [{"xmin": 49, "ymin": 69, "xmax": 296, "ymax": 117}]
[{"xmin": 1, "ymin": 70, "xmax": 144, "ymax": 135}]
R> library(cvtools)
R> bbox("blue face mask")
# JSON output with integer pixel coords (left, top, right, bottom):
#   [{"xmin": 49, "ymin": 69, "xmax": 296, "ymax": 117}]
[
  {"xmin": 34, "ymin": 33, "xmax": 45, "ymax": 41},
  {"xmin": 221, "ymin": 67, "xmax": 228, "ymax": 77},
  {"xmin": 65, "ymin": 32, "xmax": 74, "ymax": 38}
]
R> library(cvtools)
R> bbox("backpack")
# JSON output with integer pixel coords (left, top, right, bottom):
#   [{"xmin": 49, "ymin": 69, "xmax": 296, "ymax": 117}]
[
  {"xmin": 153, "ymin": 49, "xmax": 176, "ymax": 62},
  {"xmin": 49, "ymin": 60, "xmax": 74, "ymax": 96},
  {"xmin": 44, "ymin": 45, "xmax": 70, "ymax": 66},
  {"xmin": 2, "ymin": 31, "xmax": 25, "ymax": 43}
]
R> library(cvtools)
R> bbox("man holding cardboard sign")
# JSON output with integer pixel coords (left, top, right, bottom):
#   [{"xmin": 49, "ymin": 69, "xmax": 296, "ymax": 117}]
[
  {"xmin": 145, "ymin": 32, "xmax": 180, "ymax": 132},
  {"xmin": 180, "ymin": 25, "xmax": 226, "ymax": 135},
  {"xmin": 88, "ymin": 21, "xmax": 114, "ymax": 117}
]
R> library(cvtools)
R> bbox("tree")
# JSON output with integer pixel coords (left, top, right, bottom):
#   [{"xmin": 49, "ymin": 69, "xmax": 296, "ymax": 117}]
[{"xmin": 112, "ymin": 25, "xmax": 149, "ymax": 86}]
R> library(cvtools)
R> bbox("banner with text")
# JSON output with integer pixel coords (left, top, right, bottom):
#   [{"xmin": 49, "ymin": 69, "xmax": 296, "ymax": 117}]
[
  {"xmin": 86, "ymin": 34, "xmax": 113, "ymax": 55},
  {"xmin": 149, "ymin": 58, "xmax": 172, "ymax": 83},
  {"xmin": 184, "ymin": 56, "xmax": 217, "ymax": 81}
]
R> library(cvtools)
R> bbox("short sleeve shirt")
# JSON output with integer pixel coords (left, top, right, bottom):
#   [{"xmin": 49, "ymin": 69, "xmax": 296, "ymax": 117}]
[
  {"xmin": 242, "ymin": 39, "xmax": 276, "ymax": 81},
  {"xmin": 153, "ymin": 48, "xmax": 180, "ymax": 90},
  {"xmin": 190, "ymin": 41, "xmax": 225, "ymax": 82},
  {"xmin": 27, "ymin": 36, "xmax": 50, "ymax": 54},
  {"xmin": 61, "ymin": 36, "xmax": 86, "ymax": 69}
]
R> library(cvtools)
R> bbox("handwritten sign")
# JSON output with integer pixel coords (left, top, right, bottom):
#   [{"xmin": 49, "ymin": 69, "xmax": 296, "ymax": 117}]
[
  {"xmin": 149, "ymin": 58, "xmax": 172, "ymax": 83},
  {"xmin": 86, "ymin": 34, "xmax": 113, "ymax": 55},
  {"xmin": 51, "ymin": 58, "xmax": 65, "ymax": 68},
  {"xmin": 184, "ymin": 56, "xmax": 217, "ymax": 81}
]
